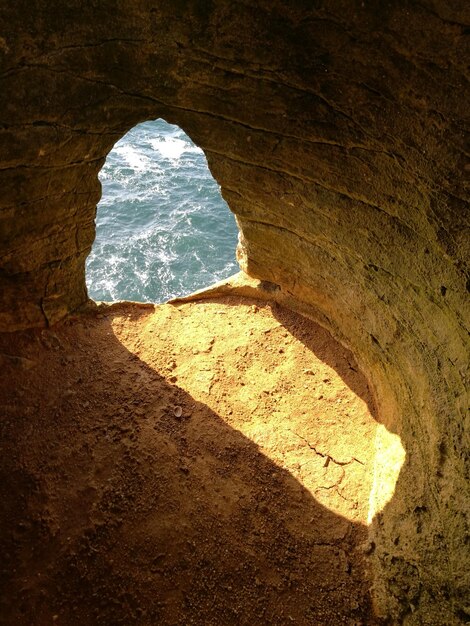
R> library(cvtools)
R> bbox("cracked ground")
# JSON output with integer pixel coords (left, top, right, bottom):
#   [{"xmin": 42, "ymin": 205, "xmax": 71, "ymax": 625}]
[{"xmin": 0, "ymin": 296, "xmax": 380, "ymax": 625}]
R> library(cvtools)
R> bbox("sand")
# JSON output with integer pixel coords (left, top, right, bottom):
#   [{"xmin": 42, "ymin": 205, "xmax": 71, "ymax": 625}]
[{"xmin": 0, "ymin": 297, "xmax": 380, "ymax": 625}]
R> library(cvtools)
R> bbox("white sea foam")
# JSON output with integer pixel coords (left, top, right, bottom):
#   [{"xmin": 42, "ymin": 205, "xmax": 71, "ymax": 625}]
[
  {"xmin": 149, "ymin": 136, "xmax": 204, "ymax": 161},
  {"xmin": 114, "ymin": 145, "xmax": 150, "ymax": 171},
  {"xmin": 87, "ymin": 118, "xmax": 238, "ymax": 303},
  {"xmin": 148, "ymin": 137, "xmax": 186, "ymax": 160}
]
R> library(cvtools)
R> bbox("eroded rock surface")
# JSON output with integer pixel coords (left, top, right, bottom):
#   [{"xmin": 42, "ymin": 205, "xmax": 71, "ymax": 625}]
[{"xmin": 0, "ymin": 1, "xmax": 469, "ymax": 623}]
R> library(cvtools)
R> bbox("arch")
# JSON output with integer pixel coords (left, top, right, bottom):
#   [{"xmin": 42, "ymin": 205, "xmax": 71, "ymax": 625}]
[{"xmin": 86, "ymin": 119, "xmax": 239, "ymax": 303}]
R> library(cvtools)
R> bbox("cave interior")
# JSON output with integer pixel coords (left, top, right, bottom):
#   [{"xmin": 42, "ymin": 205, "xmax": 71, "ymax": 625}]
[{"xmin": 0, "ymin": 1, "xmax": 469, "ymax": 624}]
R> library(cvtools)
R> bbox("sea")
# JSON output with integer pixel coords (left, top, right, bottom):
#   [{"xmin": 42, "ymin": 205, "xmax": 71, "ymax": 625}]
[{"xmin": 86, "ymin": 119, "xmax": 239, "ymax": 303}]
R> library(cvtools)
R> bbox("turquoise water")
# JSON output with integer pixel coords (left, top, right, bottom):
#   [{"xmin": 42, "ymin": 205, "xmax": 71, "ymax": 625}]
[{"xmin": 86, "ymin": 119, "xmax": 239, "ymax": 303}]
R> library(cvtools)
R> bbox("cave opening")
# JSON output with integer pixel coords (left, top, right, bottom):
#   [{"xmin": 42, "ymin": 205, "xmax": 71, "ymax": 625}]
[{"xmin": 86, "ymin": 119, "xmax": 239, "ymax": 303}]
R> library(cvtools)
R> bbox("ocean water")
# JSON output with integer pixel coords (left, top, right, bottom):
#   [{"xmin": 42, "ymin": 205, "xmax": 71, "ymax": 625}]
[{"xmin": 86, "ymin": 119, "xmax": 239, "ymax": 303}]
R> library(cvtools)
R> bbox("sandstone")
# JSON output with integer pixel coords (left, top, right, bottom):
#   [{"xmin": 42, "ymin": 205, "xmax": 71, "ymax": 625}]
[{"xmin": 0, "ymin": 1, "xmax": 469, "ymax": 624}]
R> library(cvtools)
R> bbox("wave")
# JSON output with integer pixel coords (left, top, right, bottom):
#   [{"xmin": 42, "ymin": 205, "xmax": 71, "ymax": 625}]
[{"xmin": 86, "ymin": 119, "xmax": 239, "ymax": 303}]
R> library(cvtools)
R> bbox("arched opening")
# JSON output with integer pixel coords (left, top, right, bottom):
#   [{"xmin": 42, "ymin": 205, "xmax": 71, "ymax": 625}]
[{"xmin": 86, "ymin": 119, "xmax": 239, "ymax": 303}]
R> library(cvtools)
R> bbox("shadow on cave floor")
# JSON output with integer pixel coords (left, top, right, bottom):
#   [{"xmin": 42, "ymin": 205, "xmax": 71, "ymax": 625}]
[
  {"xmin": 0, "ymin": 297, "xmax": 380, "ymax": 625},
  {"xmin": 200, "ymin": 296, "xmax": 378, "ymax": 420},
  {"xmin": 270, "ymin": 303, "xmax": 378, "ymax": 421}
]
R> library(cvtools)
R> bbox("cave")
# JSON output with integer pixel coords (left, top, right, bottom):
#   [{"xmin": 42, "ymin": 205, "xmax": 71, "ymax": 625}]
[{"xmin": 0, "ymin": 1, "xmax": 469, "ymax": 625}]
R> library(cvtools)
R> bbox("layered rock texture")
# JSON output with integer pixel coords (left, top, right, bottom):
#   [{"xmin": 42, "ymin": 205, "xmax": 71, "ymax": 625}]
[{"xmin": 0, "ymin": 1, "xmax": 469, "ymax": 623}]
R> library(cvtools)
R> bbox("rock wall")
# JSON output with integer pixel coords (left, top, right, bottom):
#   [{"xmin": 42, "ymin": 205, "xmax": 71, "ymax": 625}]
[{"xmin": 0, "ymin": 1, "xmax": 469, "ymax": 623}]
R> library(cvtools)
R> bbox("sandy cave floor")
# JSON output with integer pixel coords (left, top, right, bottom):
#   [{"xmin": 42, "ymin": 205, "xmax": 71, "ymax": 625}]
[{"xmin": 0, "ymin": 296, "xmax": 381, "ymax": 625}]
